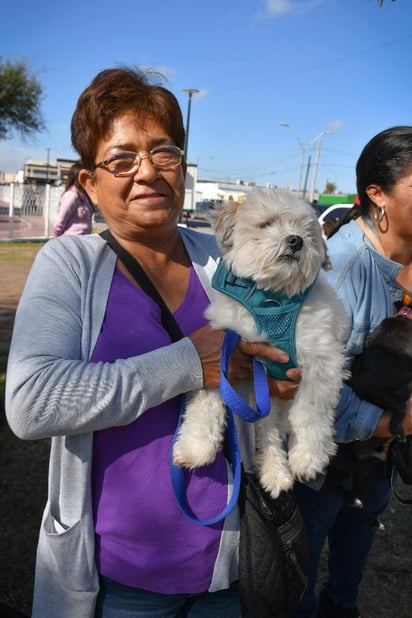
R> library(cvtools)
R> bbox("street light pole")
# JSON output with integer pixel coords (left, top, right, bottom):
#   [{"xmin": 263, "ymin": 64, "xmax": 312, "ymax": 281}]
[
  {"xmin": 280, "ymin": 123, "xmax": 306, "ymax": 197},
  {"xmin": 182, "ymin": 88, "xmax": 200, "ymax": 162},
  {"xmin": 309, "ymin": 131, "xmax": 333, "ymax": 202},
  {"xmin": 46, "ymin": 147, "xmax": 51, "ymax": 184},
  {"xmin": 302, "ymin": 155, "xmax": 311, "ymax": 201},
  {"xmin": 281, "ymin": 123, "xmax": 334, "ymax": 201}
]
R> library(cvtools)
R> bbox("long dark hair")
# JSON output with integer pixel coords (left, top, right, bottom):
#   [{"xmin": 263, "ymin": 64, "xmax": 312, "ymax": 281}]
[
  {"xmin": 328, "ymin": 126, "xmax": 412, "ymax": 238},
  {"xmin": 64, "ymin": 161, "xmax": 83, "ymax": 193}
]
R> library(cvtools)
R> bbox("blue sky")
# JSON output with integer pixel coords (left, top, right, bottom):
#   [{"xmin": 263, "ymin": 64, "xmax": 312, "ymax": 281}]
[{"xmin": 1, "ymin": 0, "xmax": 411, "ymax": 194}]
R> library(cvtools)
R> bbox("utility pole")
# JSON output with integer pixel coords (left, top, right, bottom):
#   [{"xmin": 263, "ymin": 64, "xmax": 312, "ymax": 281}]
[
  {"xmin": 182, "ymin": 89, "xmax": 200, "ymax": 161},
  {"xmin": 46, "ymin": 148, "xmax": 51, "ymax": 184}
]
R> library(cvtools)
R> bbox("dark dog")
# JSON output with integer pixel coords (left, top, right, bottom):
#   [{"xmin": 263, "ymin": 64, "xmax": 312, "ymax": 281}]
[
  {"xmin": 325, "ymin": 304, "xmax": 412, "ymax": 528},
  {"xmin": 350, "ymin": 311, "xmax": 412, "ymax": 437}
]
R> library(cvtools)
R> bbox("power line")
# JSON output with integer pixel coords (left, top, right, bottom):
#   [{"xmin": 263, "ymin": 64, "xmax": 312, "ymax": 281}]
[{"xmin": 212, "ymin": 34, "xmax": 412, "ymax": 97}]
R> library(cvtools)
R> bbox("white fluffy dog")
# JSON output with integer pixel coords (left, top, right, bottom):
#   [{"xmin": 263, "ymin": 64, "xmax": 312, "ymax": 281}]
[{"xmin": 173, "ymin": 188, "xmax": 350, "ymax": 497}]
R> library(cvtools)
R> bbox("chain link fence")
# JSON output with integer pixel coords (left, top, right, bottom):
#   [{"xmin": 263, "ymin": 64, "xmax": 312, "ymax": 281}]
[{"xmin": 0, "ymin": 183, "xmax": 63, "ymax": 241}]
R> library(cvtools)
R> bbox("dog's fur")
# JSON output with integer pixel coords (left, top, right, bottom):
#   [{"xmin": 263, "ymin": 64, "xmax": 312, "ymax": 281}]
[
  {"xmin": 173, "ymin": 188, "xmax": 350, "ymax": 498},
  {"xmin": 349, "ymin": 312, "xmax": 412, "ymax": 437},
  {"xmin": 324, "ymin": 309, "xmax": 412, "ymax": 526}
]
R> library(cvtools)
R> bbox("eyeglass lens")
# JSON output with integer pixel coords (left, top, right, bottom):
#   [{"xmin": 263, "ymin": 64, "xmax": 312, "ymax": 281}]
[{"xmin": 107, "ymin": 148, "xmax": 181, "ymax": 175}]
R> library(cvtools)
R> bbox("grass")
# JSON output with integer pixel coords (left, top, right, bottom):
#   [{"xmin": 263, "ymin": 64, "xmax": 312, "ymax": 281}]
[
  {"xmin": 0, "ymin": 241, "xmax": 48, "ymax": 615},
  {"xmin": 0, "ymin": 242, "xmax": 45, "ymax": 399},
  {"xmin": 0, "ymin": 241, "xmax": 44, "ymax": 261},
  {"xmin": 0, "ymin": 427, "xmax": 49, "ymax": 615}
]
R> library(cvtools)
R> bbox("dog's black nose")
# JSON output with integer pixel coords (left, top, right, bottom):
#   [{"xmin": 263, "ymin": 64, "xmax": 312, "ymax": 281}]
[{"xmin": 286, "ymin": 235, "xmax": 303, "ymax": 253}]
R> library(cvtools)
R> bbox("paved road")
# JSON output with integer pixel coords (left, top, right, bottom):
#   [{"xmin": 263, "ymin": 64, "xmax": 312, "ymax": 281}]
[
  {"xmin": 0, "ymin": 209, "xmax": 214, "ymax": 241},
  {"xmin": 0, "ymin": 209, "xmax": 48, "ymax": 240}
]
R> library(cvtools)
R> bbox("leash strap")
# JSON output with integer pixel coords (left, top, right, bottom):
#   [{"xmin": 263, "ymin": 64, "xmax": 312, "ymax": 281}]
[
  {"xmin": 220, "ymin": 329, "xmax": 271, "ymax": 422},
  {"xmin": 170, "ymin": 395, "xmax": 242, "ymax": 525},
  {"xmin": 171, "ymin": 330, "xmax": 271, "ymax": 525},
  {"xmin": 100, "ymin": 231, "xmax": 271, "ymax": 525},
  {"xmin": 100, "ymin": 230, "xmax": 247, "ymax": 525}
]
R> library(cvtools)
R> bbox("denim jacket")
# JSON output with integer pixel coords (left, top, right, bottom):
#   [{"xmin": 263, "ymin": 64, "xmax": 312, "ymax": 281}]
[{"xmin": 322, "ymin": 218, "xmax": 403, "ymax": 443}]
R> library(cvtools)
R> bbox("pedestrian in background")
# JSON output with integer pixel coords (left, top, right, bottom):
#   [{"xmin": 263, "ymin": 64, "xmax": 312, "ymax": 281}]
[{"xmin": 53, "ymin": 161, "xmax": 94, "ymax": 236}]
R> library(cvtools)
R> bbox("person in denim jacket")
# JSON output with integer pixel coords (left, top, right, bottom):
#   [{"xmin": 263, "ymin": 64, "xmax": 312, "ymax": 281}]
[{"xmin": 294, "ymin": 126, "xmax": 412, "ymax": 618}]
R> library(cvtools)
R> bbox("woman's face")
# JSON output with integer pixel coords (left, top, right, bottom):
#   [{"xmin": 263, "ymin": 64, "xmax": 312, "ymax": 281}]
[
  {"xmin": 81, "ymin": 113, "xmax": 186, "ymax": 239},
  {"xmin": 367, "ymin": 166, "xmax": 412, "ymax": 239},
  {"xmin": 382, "ymin": 167, "xmax": 412, "ymax": 238}
]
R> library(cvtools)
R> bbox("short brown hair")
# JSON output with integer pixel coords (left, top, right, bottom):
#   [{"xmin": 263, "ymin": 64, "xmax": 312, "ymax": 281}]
[{"xmin": 71, "ymin": 66, "xmax": 185, "ymax": 170}]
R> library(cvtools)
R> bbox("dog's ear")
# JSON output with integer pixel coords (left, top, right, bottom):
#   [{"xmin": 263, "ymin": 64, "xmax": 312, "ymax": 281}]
[
  {"xmin": 208, "ymin": 201, "xmax": 240, "ymax": 252},
  {"xmin": 322, "ymin": 240, "xmax": 332, "ymax": 271}
]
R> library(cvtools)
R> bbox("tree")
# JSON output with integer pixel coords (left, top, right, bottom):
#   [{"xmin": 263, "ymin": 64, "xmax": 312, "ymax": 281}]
[
  {"xmin": 0, "ymin": 57, "xmax": 45, "ymax": 141},
  {"xmin": 324, "ymin": 182, "xmax": 336, "ymax": 194}
]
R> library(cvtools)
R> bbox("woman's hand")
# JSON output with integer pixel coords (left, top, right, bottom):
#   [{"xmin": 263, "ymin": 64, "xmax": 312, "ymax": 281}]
[
  {"xmin": 188, "ymin": 324, "xmax": 301, "ymax": 398},
  {"xmin": 373, "ymin": 397, "xmax": 412, "ymax": 438},
  {"xmin": 268, "ymin": 368, "xmax": 301, "ymax": 401}
]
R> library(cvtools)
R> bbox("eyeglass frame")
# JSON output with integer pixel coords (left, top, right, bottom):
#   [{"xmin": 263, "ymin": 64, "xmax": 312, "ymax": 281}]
[{"xmin": 93, "ymin": 146, "xmax": 185, "ymax": 177}]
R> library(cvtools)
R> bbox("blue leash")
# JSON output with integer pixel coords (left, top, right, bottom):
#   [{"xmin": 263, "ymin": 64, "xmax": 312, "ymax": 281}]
[
  {"xmin": 170, "ymin": 329, "xmax": 271, "ymax": 525},
  {"xmin": 170, "ymin": 396, "xmax": 242, "ymax": 526},
  {"xmin": 220, "ymin": 329, "xmax": 271, "ymax": 422}
]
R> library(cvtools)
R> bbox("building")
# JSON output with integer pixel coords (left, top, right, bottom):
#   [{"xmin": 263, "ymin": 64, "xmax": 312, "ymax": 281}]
[
  {"xmin": 21, "ymin": 157, "xmax": 78, "ymax": 185},
  {"xmin": 196, "ymin": 178, "xmax": 277, "ymax": 205}
]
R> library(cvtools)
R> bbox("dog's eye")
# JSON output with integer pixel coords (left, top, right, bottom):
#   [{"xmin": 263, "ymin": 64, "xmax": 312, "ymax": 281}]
[{"xmin": 256, "ymin": 219, "xmax": 274, "ymax": 229}]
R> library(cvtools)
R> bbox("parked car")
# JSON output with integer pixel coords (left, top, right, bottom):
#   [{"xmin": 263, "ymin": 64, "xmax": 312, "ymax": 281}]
[
  {"xmin": 194, "ymin": 199, "xmax": 216, "ymax": 219},
  {"xmin": 318, "ymin": 204, "xmax": 353, "ymax": 238}
]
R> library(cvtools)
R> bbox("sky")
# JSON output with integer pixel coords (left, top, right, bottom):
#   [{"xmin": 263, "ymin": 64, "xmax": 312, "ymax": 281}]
[{"xmin": 1, "ymin": 0, "xmax": 411, "ymax": 195}]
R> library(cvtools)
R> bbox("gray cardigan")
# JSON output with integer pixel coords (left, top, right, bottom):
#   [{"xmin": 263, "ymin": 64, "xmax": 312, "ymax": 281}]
[{"xmin": 6, "ymin": 228, "xmax": 252, "ymax": 617}]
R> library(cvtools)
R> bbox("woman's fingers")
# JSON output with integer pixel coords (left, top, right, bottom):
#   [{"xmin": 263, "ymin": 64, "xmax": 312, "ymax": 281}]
[{"xmin": 238, "ymin": 339, "xmax": 289, "ymax": 364}]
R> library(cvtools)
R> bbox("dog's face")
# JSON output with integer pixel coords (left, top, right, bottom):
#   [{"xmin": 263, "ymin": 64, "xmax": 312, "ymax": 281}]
[{"xmin": 209, "ymin": 188, "xmax": 330, "ymax": 297}]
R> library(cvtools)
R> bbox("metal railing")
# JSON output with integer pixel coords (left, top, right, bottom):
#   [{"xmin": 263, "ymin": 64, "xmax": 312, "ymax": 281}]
[{"xmin": 0, "ymin": 183, "xmax": 65, "ymax": 241}]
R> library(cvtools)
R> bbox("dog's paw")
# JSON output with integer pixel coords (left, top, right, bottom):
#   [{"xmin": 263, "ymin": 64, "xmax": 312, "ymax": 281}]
[
  {"xmin": 288, "ymin": 444, "xmax": 335, "ymax": 481},
  {"xmin": 259, "ymin": 469, "xmax": 294, "ymax": 498},
  {"xmin": 172, "ymin": 438, "xmax": 219, "ymax": 469},
  {"xmin": 256, "ymin": 456, "xmax": 294, "ymax": 498}
]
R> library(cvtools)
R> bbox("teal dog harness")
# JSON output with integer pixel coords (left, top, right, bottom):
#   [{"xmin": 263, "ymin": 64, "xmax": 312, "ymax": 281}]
[{"xmin": 212, "ymin": 260, "xmax": 316, "ymax": 380}]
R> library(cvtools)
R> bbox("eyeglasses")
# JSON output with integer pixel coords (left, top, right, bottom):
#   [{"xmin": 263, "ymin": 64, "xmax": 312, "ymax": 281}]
[{"xmin": 94, "ymin": 146, "xmax": 184, "ymax": 177}]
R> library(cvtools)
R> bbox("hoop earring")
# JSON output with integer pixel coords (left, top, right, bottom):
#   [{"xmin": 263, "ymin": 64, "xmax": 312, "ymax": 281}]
[
  {"xmin": 374, "ymin": 205, "xmax": 388, "ymax": 233},
  {"xmin": 374, "ymin": 206, "xmax": 385, "ymax": 224}
]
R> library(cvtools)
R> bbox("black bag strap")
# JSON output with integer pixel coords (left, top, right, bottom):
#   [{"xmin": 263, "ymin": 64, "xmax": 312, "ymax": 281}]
[
  {"xmin": 100, "ymin": 229, "xmax": 183, "ymax": 342},
  {"xmin": 99, "ymin": 229, "xmax": 241, "ymax": 525}
]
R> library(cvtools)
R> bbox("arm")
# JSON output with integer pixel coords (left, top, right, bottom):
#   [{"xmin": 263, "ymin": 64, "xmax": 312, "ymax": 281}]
[
  {"xmin": 373, "ymin": 399, "xmax": 412, "ymax": 438},
  {"xmin": 321, "ymin": 240, "xmax": 391, "ymax": 442},
  {"xmin": 53, "ymin": 190, "xmax": 78, "ymax": 236},
  {"xmin": 335, "ymin": 386, "xmax": 412, "ymax": 442},
  {"xmin": 334, "ymin": 383, "xmax": 384, "ymax": 441},
  {"xmin": 5, "ymin": 240, "xmax": 204, "ymax": 440}
]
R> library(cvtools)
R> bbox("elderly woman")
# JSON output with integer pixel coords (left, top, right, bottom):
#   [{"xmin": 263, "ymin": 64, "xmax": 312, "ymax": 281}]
[
  {"xmin": 294, "ymin": 126, "xmax": 412, "ymax": 618},
  {"xmin": 6, "ymin": 67, "xmax": 299, "ymax": 618}
]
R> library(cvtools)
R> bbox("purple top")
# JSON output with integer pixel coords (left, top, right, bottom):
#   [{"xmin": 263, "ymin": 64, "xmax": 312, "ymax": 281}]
[{"xmin": 91, "ymin": 266, "xmax": 229, "ymax": 593}]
